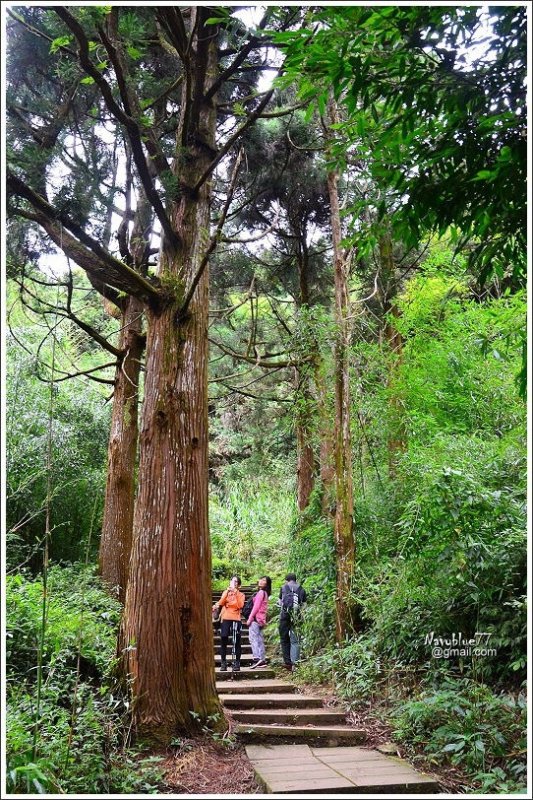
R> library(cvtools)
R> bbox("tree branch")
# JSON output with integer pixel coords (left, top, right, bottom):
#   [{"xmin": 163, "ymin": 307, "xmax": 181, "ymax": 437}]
[
  {"xmin": 177, "ymin": 148, "xmax": 244, "ymax": 322},
  {"xmin": 6, "ymin": 8, "xmax": 77, "ymax": 55},
  {"xmin": 205, "ymin": 10, "xmax": 272, "ymax": 101},
  {"xmin": 208, "ymin": 336, "xmax": 295, "ymax": 369},
  {"xmin": 14, "ymin": 272, "xmax": 123, "ymax": 358},
  {"xmin": 52, "ymin": 6, "xmax": 180, "ymax": 253},
  {"xmin": 40, "ymin": 362, "xmax": 117, "ymax": 385},
  {"xmin": 7, "ymin": 172, "xmax": 161, "ymax": 306},
  {"xmin": 98, "ymin": 14, "xmax": 172, "ymax": 177},
  {"xmin": 65, "ymin": 269, "xmax": 123, "ymax": 357},
  {"xmin": 192, "ymin": 83, "xmax": 279, "ymax": 195}
]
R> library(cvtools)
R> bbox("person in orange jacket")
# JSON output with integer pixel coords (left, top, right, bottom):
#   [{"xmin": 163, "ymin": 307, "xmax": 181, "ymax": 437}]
[{"xmin": 212, "ymin": 575, "xmax": 245, "ymax": 672}]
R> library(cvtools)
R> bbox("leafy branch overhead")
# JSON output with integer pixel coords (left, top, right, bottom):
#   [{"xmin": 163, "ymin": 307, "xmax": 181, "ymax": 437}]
[{"xmin": 274, "ymin": 6, "xmax": 526, "ymax": 285}]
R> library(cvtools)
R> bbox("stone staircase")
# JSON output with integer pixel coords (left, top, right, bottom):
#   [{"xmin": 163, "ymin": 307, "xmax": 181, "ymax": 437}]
[
  {"xmin": 212, "ymin": 585, "xmax": 364, "ymax": 744},
  {"xmin": 212, "ymin": 584, "xmax": 442, "ymax": 794}
]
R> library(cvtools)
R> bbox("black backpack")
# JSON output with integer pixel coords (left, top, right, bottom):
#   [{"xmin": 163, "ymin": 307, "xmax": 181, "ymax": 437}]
[{"xmin": 242, "ymin": 592, "xmax": 256, "ymax": 619}]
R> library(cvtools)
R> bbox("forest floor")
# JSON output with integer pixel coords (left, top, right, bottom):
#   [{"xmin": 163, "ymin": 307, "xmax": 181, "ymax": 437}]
[
  {"xmin": 156, "ymin": 675, "xmax": 469, "ymax": 795},
  {"xmin": 160, "ymin": 736, "xmax": 260, "ymax": 794}
]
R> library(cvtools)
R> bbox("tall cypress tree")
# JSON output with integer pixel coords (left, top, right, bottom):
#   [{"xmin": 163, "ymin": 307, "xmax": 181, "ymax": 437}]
[{"xmin": 7, "ymin": 5, "xmax": 300, "ymax": 741}]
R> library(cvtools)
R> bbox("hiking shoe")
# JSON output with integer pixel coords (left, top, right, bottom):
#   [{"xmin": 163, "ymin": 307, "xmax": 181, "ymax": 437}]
[
  {"xmin": 220, "ymin": 662, "xmax": 227, "ymax": 672},
  {"xmin": 232, "ymin": 661, "xmax": 241, "ymax": 672},
  {"xmin": 282, "ymin": 662, "xmax": 293, "ymax": 671},
  {"xmin": 251, "ymin": 659, "xmax": 267, "ymax": 669}
]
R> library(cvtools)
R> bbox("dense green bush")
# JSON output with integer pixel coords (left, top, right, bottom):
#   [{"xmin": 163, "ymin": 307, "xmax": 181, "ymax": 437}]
[
  {"xmin": 6, "ymin": 344, "xmax": 109, "ymax": 570},
  {"xmin": 7, "ymin": 565, "xmax": 120, "ymax": 683},
  {"xmin": 353, "ymin": 435, "xmax": 527, "ymax": 684},
  {"xmin": 6, "ymin": 565, "xmax": 163, "ymax": 794},
  {"xmin": 288, "ymin": 508, "xmax": 336, "ymax": 656},
  {"xmin": 390, "ymin": 679, "xmax": 527, "ymax": 793},
  {"xmin": 288, "ymin": 262, "xmax": 526, "ymax": 792},
  {"xmin": 295, "ymin": 634, "xmax": 383, "ymax": 701},
  {"xmin": 210, "ymin": 477, "xmax": 295, "ymax": 583}
]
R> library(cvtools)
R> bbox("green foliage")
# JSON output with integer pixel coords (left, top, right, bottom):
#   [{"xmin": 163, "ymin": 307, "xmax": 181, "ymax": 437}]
[
  {"xmin": 356, "ymin": 438, "xmax": 526, "ymax": 683},
  {"xmin": 6, "ymin": 565, "xmax": 163, "ymax": 794},
  {"xmin": 390, "ymin": 679, "xmax": 527, "ymax": 793},
  {"xmin": 6, "ymin": 565, "xmax": 120, "ymax": 683},
  {"xmin": 275, "ymin": 6, "xmax": 527, "ymax": 285},
  {"xmin": 6, "ymin": 278, "xmax": 113, "ymax": 569},
  {"xmin": 349, "ymin": 264, "xmax": 527, "ymax": 685},
  {"xmin": 296, "ymin": 635, "xmax": 382, "ymax": 701},
  {"xmin": 287, "ymin": 249, "xmax": 525, "ymax": 792},
  {"xmin": 210, "ymin": 478, "xmax": 295, "ymax": 583},
  {"xmin": 286, "ymin": 504, "xmax": 336, "ymax": 655}
]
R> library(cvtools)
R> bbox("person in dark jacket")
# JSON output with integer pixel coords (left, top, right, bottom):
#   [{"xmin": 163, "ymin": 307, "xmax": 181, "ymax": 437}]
[{"xmin": 278, "ymin": 573, "xmax": 307, "ymax": 671}]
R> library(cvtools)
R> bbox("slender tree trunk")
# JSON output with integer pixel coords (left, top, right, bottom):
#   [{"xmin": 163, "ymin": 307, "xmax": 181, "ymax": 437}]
[
  {"xmin": 315, "ymin": 357, "xmax": 335, "ymax": 515},
  {"xmin": 327, "ymin": 97, "xmax": 355, "ymax": 643},
  {"xmin": 119, "ymin": 9, "xmax": 221, "ymax": 741},
  {"xmin": 295, "ymin": 369, "xmax": 315, "ymax": 512},
  {"xmin": 378, "ymin": 230, "xmax": 406, "ymax": 478},
  {"xmin": 99, "ymin": 296, "xmax": 144, "ymax": 602},
  {"xmin": 295, "ymin": 247, "xmax": 315, "ymax": 512},
  {"xmin": 99, "ymin": 187, "xmax": 151, "ymax": 603}
]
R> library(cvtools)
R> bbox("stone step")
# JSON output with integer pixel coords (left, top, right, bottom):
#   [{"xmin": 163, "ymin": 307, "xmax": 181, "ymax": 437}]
[
  {"xmin": 215, "ymin": 645, "xmax": 253, "ymax": 654},
  {"xmin": 214, "ymin": 636, "xmax": 251, "ymax": 653},
  {"xmin": 217, "ymin": 680, "xmax": 296, "ymax": 695},
  {"xmin": 215, "ymin": 654, "xmax": 255, "ymax": 665},
  {"xmin": 246, "ymin": 745, "xmax": 441, "ymax": 794},
  {"xmin": 223, "ymin": 694, "xmax": 324, "ymax": 710},
  {"xmin": 236, "ymin": 725, "xmax": 366, "ymax": 745},
  {"xmin": 216, "ymin": 667, "xmax": 276, "ymax": 680},
  {"xmin": 213, "ymin": 624, "xmax": 250, "ymax": 630},
  {"xmin": 231, "ymin": 708, "xmax": 347, "ymax": 725}
]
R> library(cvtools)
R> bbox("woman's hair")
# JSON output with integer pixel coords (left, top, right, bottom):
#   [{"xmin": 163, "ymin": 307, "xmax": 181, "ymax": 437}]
[
  {"xmin": 260, "ymin": 576, "xmax": 272, "ymax": 596},
  {"xmin": 231, "ymin": 575, "xmax": 242, "ymax": 586}
]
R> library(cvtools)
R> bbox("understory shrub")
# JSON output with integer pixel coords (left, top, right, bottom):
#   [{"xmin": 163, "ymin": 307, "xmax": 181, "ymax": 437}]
[
  {"xmin": 288, "ymin": 507, "xmax": 336, "ymax": 656},
  {"xmin": 6, "ymin": 564, "xmax": 164, "ymax": 794},
  {"xmin": 389, "ymin": 678, "xmax": 527, "ymax": 793},
  {"xmin": 210, "ymin": 477, "xmax": 295, "ymax": 582},
  {"xmin": 352, "ymin": 433, "xmax": 527, "ymax": 686}
]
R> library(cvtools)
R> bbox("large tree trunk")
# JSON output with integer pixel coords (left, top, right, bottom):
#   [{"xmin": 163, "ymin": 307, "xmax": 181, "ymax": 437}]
[
  {"xmin": 327, "ymin": 98, "xmax": 355, "ymax": 643},
  {"xmin": 119, "ymin": 9, "xmax": 221, "ymax": 742},
  {"xmin": 99, "ymin": 296, "xmax": 144, "ymax": 602}
]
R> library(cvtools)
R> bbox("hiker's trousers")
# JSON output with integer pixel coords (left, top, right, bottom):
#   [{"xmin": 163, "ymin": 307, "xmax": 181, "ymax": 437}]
[
  {"xmin": 249, "ymin": 621, "xmax": 266, "ymax": 661},
  {"xmin": 220, "ymin": 619, "xmax": 242, "ymax": 663},
  {"xmin": 279, "ymin": 614, "xmax": 300, "ymax": 665}
]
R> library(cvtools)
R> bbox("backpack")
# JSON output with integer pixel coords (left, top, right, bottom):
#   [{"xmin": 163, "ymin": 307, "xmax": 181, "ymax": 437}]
[
  {"xmin": 242, "ymin": 592, "xmax": 256, "ymax": 619},
  {"xmin": 281, "ymin": 583, "xmax": 301, "ymax": 613}
]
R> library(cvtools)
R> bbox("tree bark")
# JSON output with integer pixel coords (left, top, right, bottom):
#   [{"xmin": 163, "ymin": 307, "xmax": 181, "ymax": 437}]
[
  {"xmin": 315, "ymin": 357, "xmax": 336, "ymax": 515},
  {"xmin": 119, "ymin": 8, "xmax": 221, "ymax": 742},
  {"xmin": 99, "ymin": 296, "xmax": 144, "ymax": 603},
  {"xmin": 295, "ymin": 370, "xmax": 315, "ymax": 512},
  {"xmin": 99, "ymin": 189, "xmax": 151, "ymax": 603},
  {"xmin": 327, "ymin": 97, "xmax": 355, "ymax": 643},
  {"xmin": 295, "ymin": 247, "xmax": 316, "ymax": 512}
]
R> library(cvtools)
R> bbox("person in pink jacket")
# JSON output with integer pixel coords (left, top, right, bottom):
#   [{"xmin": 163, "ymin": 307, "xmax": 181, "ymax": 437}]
[{"xmin": 246, "ymin": 576, "xmax": 272, "ymax": 668}]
